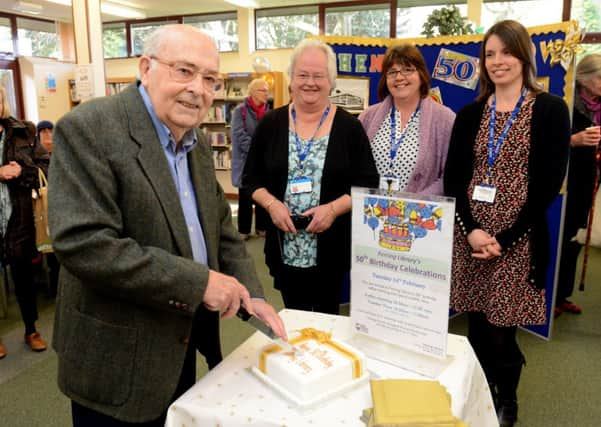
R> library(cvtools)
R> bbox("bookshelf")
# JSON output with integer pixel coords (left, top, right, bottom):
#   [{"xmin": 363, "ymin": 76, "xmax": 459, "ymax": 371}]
[
  {"xmin": 203, "ymin": 71, "xmax": 284, "ymax": 197},
  {"xmin": 106, "ymin": 77, "xmax": 135, "ymax": 96}
]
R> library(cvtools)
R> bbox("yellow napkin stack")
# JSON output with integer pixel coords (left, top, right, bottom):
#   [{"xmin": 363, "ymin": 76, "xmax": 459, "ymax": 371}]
[{"xmin": 364, "ymin": 379, "xmax": 469, "ymax": 427}]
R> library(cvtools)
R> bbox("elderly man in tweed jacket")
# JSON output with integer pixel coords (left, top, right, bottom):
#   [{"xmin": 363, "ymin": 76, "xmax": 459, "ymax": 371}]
[{"xmin": 48, "ymin": 25, "xmax": 285, "ymax": 426}]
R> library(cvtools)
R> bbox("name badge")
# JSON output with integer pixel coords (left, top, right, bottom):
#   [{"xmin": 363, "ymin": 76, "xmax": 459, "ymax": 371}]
[
  {"xmin": 379, "ymin": 175, "xmax": 400, "ymax": 192},
  {"xmin": 290, "ymin": 176, "xmax": 312, "ymax": 194},
  {"xmin": 472, "ymin": 184, "xmax": 496, "ymax": 203}
]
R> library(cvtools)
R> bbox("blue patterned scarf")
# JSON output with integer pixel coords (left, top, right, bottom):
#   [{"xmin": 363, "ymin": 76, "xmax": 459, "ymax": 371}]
[{"xmin": 0, "ymin": 128, "xmax": 12, "ymax": 239}]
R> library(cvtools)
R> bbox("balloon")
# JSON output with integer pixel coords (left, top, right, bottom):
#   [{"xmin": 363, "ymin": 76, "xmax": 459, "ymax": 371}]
[
  {"xmin": 413, "ymin": 226, "xmax": 427, "ymax": 239},
  {"xmin": 367, "ymin": 216, "xmax": 379, "ymax": 231},
  {"xmin": 261, "ymin": 73, "xmax": 275, "ymax": 90},
  {"xmin": 252, "ymin": 56, "xmax": 271, "ymax": 74}
]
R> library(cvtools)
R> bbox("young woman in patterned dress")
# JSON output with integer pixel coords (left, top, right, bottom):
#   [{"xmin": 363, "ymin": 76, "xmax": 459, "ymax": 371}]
[{"xmin": 444, "ymin": 20, "xmax": 571, "ymax": 427}]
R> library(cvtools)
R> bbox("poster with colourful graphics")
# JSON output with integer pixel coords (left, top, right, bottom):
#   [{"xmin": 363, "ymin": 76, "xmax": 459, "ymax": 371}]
[{"xmin": 350, "ymin": 188, "xmax": 455, "ymax": 359}]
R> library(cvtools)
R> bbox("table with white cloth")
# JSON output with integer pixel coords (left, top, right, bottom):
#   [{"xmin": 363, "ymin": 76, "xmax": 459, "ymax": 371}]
[{"xmin": 166, "ymin": 309, "xmax": 497, "ymax": 427}]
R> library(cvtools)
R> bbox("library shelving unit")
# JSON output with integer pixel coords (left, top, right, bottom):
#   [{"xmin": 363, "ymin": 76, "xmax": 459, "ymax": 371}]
[{"xmin": 203, "ymin": 71, "xmax": 284, "ymax": 196}]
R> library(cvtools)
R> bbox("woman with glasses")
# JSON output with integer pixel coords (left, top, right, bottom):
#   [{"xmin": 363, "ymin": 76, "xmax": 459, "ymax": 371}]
[
  {"xmin": 444, "ymin": 20, "xmax": 570, "ymax": 426},
  {"xmin": 359, "ymin": 44, "xmax": 455, "ymax": 196},
  {"xmin": 243, "ymin": 39, "xmax": 378, "ymax": 314},
  {"xmin": 231, "ymin": 78, "xmax": 270, "ymax": 240}
]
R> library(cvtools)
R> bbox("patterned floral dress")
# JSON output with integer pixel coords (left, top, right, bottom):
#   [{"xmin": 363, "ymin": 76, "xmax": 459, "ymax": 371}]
[
  {"xmin": 282, "ymin": 131, "xmax": 329, "ymax": 268},
  {"xmin": 451, "ymin": 98, "xmax": 546, "ymax": 327}
]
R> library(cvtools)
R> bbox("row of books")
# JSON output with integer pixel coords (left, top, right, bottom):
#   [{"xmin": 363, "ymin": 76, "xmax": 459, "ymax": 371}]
[
  {"xmin": 213, "ymin": 150, "xmax": 231, "ymax": 170},
  {"xmin": 206, "ymin": 131, "xmax": 228, "ymax": 146},
  {"xmin": 205, "ymin": 105, "xmax": 227, "ymax": 123}
]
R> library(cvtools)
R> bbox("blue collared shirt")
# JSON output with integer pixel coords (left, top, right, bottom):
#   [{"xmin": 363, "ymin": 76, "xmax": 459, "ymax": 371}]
[{"xmin": 138, "ymin": 84, "xmax": 208, "ymax": 265}]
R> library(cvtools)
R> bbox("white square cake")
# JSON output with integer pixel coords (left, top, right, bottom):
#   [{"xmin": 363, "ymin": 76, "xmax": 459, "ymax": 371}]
[{"xmin": 256, "ymin": 328, "xmax": 366, "ymax": 403}]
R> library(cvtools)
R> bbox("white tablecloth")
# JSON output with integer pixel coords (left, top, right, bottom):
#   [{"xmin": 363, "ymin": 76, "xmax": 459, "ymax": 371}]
[{"xmin": 166, "ymin": 309, "xmax": 497, "ymax": 427}]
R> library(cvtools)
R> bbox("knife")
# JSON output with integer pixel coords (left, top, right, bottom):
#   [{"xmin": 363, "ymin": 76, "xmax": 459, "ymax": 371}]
[{"xmin": 236, "ymin": 306, "xmax": 302, "ymax": 355}]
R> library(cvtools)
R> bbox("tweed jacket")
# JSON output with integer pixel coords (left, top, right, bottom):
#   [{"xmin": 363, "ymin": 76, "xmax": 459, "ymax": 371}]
[
  {"xmin": 444, "ymin": 92, "xmax": 571, "ymax": 288},
  {"xmin": 358, "ymin": 96, "xmax": 455, "ymax": 196},
  {"xmin": 242, "ymin": 105, "xmax": 379, "ymax": 277},
  {"xmin": 48, "ymin": 83, "xmax": 263, "ymax": 422},
  {"xmin": 1, "ymin": 117, "xmax": 49, "ymax": 261}
]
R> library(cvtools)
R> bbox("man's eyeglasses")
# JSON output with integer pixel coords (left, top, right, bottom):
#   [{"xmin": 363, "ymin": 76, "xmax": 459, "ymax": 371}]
[
  {"xmin": 294, "ymin": 73, "xmax": 328, "ymax": 83},
  {"xmin": 150, "ymin": 56, "xmax": 223, "ymax": 93},
  {"xmin": 386, "ymin": 67, "xmax": 417, "ymax": 78}
]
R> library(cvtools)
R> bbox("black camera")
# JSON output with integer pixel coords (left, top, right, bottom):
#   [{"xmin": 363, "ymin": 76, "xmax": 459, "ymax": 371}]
[{"xmin": 291, "ymin": 214, "xmax": 312, "ymax": 230}]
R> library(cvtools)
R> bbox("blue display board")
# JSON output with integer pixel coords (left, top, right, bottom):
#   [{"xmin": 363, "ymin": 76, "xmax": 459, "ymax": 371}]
[{"xmin": 324, "ymin": 21, "xmax": 582, "ymax": 340}]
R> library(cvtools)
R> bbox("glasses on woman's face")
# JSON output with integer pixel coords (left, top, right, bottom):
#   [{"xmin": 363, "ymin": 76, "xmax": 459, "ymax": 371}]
[
  {"xmin": 386, "ymin": 66, "xmax": 417, "ymax": 79},
  {"xmin": 294, "ymin": 72, "xmax": 328, "ymax": 83},
  {"xmin": 150, "ymin": 56, "xmax": 224, "ymax": 93}
]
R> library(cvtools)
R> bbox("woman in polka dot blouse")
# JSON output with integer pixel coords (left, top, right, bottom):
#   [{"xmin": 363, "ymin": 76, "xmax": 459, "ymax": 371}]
[{"xmin": 359, "ymin": 44, "xmax": 455, "ymax": 196}]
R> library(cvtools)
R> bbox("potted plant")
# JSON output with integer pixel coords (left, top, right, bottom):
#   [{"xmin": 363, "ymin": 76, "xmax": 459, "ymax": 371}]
[{"xmin": 422, "ymin": 5, "xmax": 474, "ymax": 37}]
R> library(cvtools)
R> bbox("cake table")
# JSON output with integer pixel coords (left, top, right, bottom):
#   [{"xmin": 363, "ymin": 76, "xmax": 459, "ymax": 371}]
[{"xmin": 165, "ymin": 309, "xmax": 497, "ymax": 427}]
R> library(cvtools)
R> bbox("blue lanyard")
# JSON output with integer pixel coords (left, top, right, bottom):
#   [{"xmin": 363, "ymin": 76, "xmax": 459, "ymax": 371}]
[
  {"xmin": 291, "ymin": 103, "xmax": 331, "ymax": 171},
  {"xmin": 488, "ymin": 89, "xmax": 527, "ymax": 178},
  {"xmin": 388, "ymin": 102, "xmax": 420, "ymax": 174}
]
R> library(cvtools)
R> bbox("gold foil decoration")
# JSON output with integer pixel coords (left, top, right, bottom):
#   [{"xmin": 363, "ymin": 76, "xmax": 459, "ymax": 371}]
[{"xmin": 539, "ymin": 21, "xmax": 583, "ymax": 71}]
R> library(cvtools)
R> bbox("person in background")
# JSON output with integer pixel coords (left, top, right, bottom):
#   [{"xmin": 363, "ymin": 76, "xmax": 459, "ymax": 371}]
[
  {"xmin": 443, "ymin": 20, "xmax": 570, "ymax": 427},
  {"xmin": 34, "ymin": 120, "xmax": 60, "ymax": 297},
  {"xmin": 231, "ymin": 78, "xmax": 270, "ymax": 239},
  {"xmin": 37, "ymin": 120, "xmax": 54, "ymax": 154},
  {"xmin": 359, "ymin": 44, "xmax": 455, "ymax": 195},
  {"xmin": 0, "ymin": 85, "xmax": 50, "ymax": 359},
  {"xmin": 243, "ymin": 39, "xmax": 378, "ymax": 315},
  {"xmin": 48, "ymin": 25, "xmax": 285, "ymax": 426},
  {"xmin": 555, "ymin": 53, "xmax": 601, "ymax": 317}
]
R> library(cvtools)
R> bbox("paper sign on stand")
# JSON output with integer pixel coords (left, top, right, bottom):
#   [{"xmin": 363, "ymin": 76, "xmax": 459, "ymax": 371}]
[{"xmin": 349, "ymin": 187, "xmax": 455, "ymax": 378}]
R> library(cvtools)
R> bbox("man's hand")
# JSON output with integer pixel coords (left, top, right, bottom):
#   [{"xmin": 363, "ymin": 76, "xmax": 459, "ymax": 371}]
[
  {"xmin": 203, "ymin": 270, "xmax": 255, "ymax": 319},
  {"xmin": 251, "ymin": 299, "xmax": 288, "ymax": 341}
]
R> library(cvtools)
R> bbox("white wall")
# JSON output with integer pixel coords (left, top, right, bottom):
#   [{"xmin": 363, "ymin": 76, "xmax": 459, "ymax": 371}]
[{"xmin": 18, "ymin": 57, "xmax": 75, "ymax": 124}]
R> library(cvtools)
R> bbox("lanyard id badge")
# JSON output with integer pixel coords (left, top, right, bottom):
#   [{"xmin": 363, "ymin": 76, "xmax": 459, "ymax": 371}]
[
  {"xmin": 379, "ymin": 174, "xmax": 400, "ymax": 193},
  {"xmin": 290, "ymin": 176, "xmax": 312, "ymax": 194},
  {"xmin": 472, "ymin": 184, "xmax": 496, "ymax": 203}
]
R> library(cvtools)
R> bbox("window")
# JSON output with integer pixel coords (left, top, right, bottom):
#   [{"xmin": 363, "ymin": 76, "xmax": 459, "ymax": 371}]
[
  {"xmin": 256, "ymin": 6, "xmax": 318, "ymax": 50},
  {"xmin": 480, "ymin": 0, "xmax": 563, "ymax": 29},
  {"xmin": 571, "ymin": 0, "xmax": 601, "ymax": 36},
  {"xmin": 131, "ymin": 20, "xmax": 179, "ymax": 56},
  {"xmin": 0, "ymin": 17, "xmax": 13, "ymax": 55},
  {"xmin": 103, "ymin": 22, "xmax": 127, "ymax": 59},
  {"xmin": 17, "ymin": 17, "xmax": 58, "ymax": 58},
  {"xmin": 397, "ymin": 2, "xmax": 468, "ymax": 39},
  {"xmin": 326, "ymin": 3, "xmax": 391, "ymax": 38},
  {"xmin": 184, "ymin": 13, "xmax": 238, "ymax": 52}
]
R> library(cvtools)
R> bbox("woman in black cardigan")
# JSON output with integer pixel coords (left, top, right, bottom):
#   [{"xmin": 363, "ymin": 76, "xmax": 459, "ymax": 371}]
[
  {"xmin": 243, "ymin": 39, "xmax": 378, "ymax": 314},
  {"xmin": 443, "ymin": 20, "xmax": 570, "ymax": 427}
]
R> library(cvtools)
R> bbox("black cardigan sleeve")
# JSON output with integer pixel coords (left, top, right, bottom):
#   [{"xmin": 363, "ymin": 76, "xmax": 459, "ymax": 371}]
[
  {"xmin": 494, "ymin": 93, "xmax": 570, "ymax": 250},
  {"xmin": 443, "ymin": 101, "xmax": 484, "ymax": 235}
]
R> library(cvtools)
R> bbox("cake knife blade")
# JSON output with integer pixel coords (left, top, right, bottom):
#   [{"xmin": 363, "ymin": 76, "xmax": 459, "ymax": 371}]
[{"xmin": 236, "ymin": 306, "xmax": 302, "ymax": 354}]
